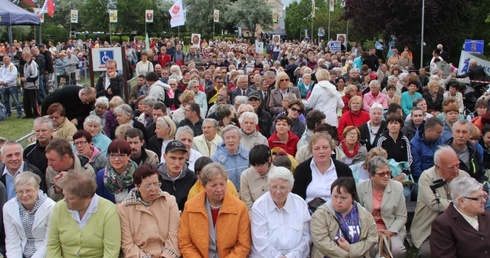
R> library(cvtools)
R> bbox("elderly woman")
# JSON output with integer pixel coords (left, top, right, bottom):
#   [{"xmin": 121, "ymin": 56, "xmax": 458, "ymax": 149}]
[
  {"xmin": 188, "ymin": 79, "xmax": 208, "ymax": 117},
  {"xmin": 104, "ymin": 96, "xmax": 125, "ymax": 136},
  {"xmin": 89, "ymin": 96, "xmax": 109, "ymax": 129},
  {"xmin": 234, "ymin": 96, "xmax": 249, "ymax": 111},
  {"xmin": 47, "ymin": 103, "xmax": 77, "ymax": 145},
  {"xmin": 187, "ymin": 156, "xmax": 238, "ymax": 200},
  {"xmin": 47, "ymin": 172, "xmax": 121, "ymax": 258},
  {"xmin": 358, "ymin": 102, "xmax": 387, "ymax": 151},
  {"xmin": 73, "ymin": 130, "xmax": 108, "ymax": 173},
  {"xmin": 350, "ymin": 147, "xmax": 388, "ymax": 183},
  {"xmin": 292, "ymin": 132, "xmax": 353, "ymax": 211},
  {"xmin": 148, "ymin": 116, "xmax": 176, "ymax": 160},
  {"xmin": 269, "ymin": 72, "xmax": 301, "ymax": 115},
  {"xmin": 240, "ymin": 144, "xmax": 279, "ymax": 210},
  {"xmin": 357, "ymin": 156, "xmax": 407, "ymax": 258},
  {"xmin": 338, "ymin": 96, "xmax": 370, "ymax": 142},
  {"xmin": 239, "ymin": 111, "xmax": 268, "ymax": 151},
  {"xmin": 250, "ymin": 166, "xmax": 311, "ymax": 257},
  {"xmin": 179, "ymin": 163, "xmax": 251, "ymax": 257},
  {"xmin": 192, "ymin": 118, "xmax": 223, "ymax": 157},
  {"xmin": 171, "ymin": 90, "xmax": 195, "ymax": 125},
  {"xmin": 310, "ymin": 177, "xmax": 378, "ymax": 258},
  {"xmin": 211, "ymin": 125, "xmax": 249, "ymax": 190},
  {"xmin": 4, "ymin": 172, "xmax": 55, "ymax": 258},
  {"xmin": 431, "ymin": 177, "xmax": 490, "ymax": 257},
  {"xmin": 172, "ymin": 126, "xmax": 203, "ymax": 171},
  {"xmin": 96, "ymin": 139, "xmax": 137, "ymax": 203},
  {"xmin": 111, "ymin": 103, "xmax": 148, "ymax": 142},
  {"xmin": 305, "ymin": 69, "xmax": 344, "ymax": 127},
  {"xmin": 363, "ymin": 80, "xmax": 388, "ymax": 112},
  {"xmin": 118, "ymin": 165, "xmax": 181, "ymax": 258},
  {"xmin": 423, "ymin": 80, "xmax": 444, "ymax": 116},
  {"xmin": 297, "ymin": 73, "xmax": 314, "ymax": 98},
  {"xmin": 236, "ymin": 103, "xmax": 254, "ymax": 119},
  {"xmin": 335, "ymin": 126, "xmax": 367, "ymax": 166}
]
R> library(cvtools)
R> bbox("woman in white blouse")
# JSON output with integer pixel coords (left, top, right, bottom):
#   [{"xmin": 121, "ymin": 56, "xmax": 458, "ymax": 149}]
[{"xmin": 250, "ymin": 167, "xmax": 311, "ymax": 258}]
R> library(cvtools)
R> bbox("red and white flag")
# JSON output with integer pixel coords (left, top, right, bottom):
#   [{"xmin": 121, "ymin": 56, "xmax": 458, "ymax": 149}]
[
  {"xmin": 168, "ymin": 0, "xmax": 185, "ymax": 28},
  {"xmin": 39, "ymin": 0, "xmax": 55, "ymax": 17}
]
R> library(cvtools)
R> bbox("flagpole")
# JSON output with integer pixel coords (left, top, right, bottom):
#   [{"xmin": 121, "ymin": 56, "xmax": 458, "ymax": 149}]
[
  {"xmin": 420, "ymin": 0, "xmax": 425, "ymax": 68},
  {"xmin": 328, "ymin": 9, "xmax": 331, "ymax": 40}
]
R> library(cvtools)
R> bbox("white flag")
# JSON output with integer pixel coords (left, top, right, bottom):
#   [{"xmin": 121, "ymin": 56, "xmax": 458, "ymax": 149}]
[
  {"xmin": 109, "ymin": 10, "xmax": 117, "ymax": 23},
  {"xmin": 329, "ymin": 0, "xmax": 334, "ymax": 12},
  {"xmin": 169, "ymin": 0, "xmax": 185, "ymax": 28},
  {"xmin": 146, "ymin": 10, "xmax": 154, "ymax": 23},
  {"xmin": 71, "ymin": 10, "xmax": 78, "ymax": 23}
]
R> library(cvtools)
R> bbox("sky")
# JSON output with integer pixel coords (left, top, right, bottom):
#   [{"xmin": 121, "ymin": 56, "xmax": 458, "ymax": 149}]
[{"xmin": 281, "ymin": 0, "xmax": 295, "ymax": 7}]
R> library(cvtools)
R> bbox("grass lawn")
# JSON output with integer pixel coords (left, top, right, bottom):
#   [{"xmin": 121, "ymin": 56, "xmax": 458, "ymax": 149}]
[{"xmin": 0, "ymin": 116, "xmax": 35, "ymax": 146}]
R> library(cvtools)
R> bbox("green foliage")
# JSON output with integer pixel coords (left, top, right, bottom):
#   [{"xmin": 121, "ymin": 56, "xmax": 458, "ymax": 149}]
[
  {"xmin": 78, "ymin": 34, "xmax": 86, "ymax": 41},
  {"xmin": 43, "ymin": 23, "xmax": 68, "ymax": 43},
  {"xmin": 184, "ymin": 0, "xmax": 231, "ymax": 36},
  {"xmin": 110, "ymin": 36, "xmax": 120, "ymax": 42},
  {"xmin": 227, "ymin": 0, "xmax": 273, "ymax": 37},
  {"xmin": 183, "ymin": 36, "xmax": 191, "ymax": 45},
  {"xmin": 135, "ymin": 36, "xmax": 145, "ymax": 41},
  {"xmin": 121, "ymin": 36, "xmax": 130, "ymax": 42}
]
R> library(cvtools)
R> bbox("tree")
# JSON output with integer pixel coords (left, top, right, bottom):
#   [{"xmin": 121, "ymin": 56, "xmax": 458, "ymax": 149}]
[
  {"xmin": 227, "ymin": 0, "xmax": 273, "ymax": 38},
  {"xmin": 78, "ymin": 0, "xmax": 110, "ymax": 33},
  {"xmin": 184, "ymin": 0, "xmax": 231, "ymax": 37}
]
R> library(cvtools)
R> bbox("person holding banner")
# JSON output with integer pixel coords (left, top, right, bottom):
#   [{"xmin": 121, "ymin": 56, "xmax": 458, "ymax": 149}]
[{"xmin": 453, "ymin": 59, "xmax": 490, "ymax": 98}]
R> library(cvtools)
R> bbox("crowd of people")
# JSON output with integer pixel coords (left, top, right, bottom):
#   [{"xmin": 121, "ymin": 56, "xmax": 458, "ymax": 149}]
[{"xmin": 0, "ymin": 36, "xmax": 489, "ymax": 257}]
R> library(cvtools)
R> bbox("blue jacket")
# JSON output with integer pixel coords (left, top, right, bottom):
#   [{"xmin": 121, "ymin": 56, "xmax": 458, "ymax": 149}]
[
  {"xmin": 212, "ymin": 143, "xmax": 249, "ymax": 190},
  {"xmin": 96, "ymin": 168, "xmax": 134, "ymax": 203},
  {"xmin": 410, "ymin": 124, "xmax": 444, "ymax": 178}
]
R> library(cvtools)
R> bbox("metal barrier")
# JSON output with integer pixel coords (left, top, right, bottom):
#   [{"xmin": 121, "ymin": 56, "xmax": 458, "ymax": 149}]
[{"xmin": 16, "ymin": 131, "xmax": 34, "ymax": 147}]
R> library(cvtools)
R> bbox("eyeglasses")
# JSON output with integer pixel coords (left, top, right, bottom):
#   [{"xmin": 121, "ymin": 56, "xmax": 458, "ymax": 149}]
[
  {"xmin": 375, "ymin": 171, "xmax": 391, "ymax": 177},
  {"xmin": 464, "ymin": 195, "xmax": 488, "ymax": 202},
  {"xmin": 290, "ymin": 107, "xmax": 303, "ymax": 113},
  {"xmin": 109, "ymin": 153, "xmax": 127, "ymax": 159},
  {"xmin": 74, "ymin": 140, "xmax": 88, "ymax": 145},
  {"xmin": 16, "ymin": 189, "xmax": 35, "ymax": 195},
  {"xmin": 269, "ymin": 185, "xmax": 289, "ymax": 193},
  {"xmin": 280, "ymin": 78, "xmax": 290, "ymax": 82},
  {"xmin": 140, "ymin": 182, "xmax": 162, "ymax": 190},
  {"xmin": 346, "ymin": 132, "xmax": 358, "ymax": 137}
]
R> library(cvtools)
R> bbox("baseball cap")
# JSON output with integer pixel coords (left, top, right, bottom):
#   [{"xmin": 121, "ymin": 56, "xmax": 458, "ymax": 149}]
[
  {"xmin": 165, "ymin": 140, "xmax": 188, "ymax": 153},
  {"xmin": 248, "ymin": 91, "xmax": 261, "ymax": 101}
]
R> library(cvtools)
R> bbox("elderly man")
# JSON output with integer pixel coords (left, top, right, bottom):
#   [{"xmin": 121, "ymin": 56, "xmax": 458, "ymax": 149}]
[
  {"xmin": 41, "ymin": 86, "xmax": 96, "ymax": 129},
  {"xmin": 454, "ymin": 58, "xmax": 490, "ymax": 97},
  {"xmin": 239, "ymin": 111, "xmax": 268, "ymax": 151},
  {"xmin": 63, "ymin": 49, "xmax": 78, "ymax": 84},
  {"xmin": 410, "ymin": 146, "xmax": 470, "ymax": 258},
  {"xmin": 45, "ymin": 138, "xmax": 95, "ymax": 201},
  {"xmin": 95, "ymin": 59, "xmax": 124, "ymax": 100},
  {"xmin": 192, "ymin": 118, "xmax": 222, "ymax": 157},
  {"xmin": 0, "ymin": 141, "xmax": 46, "ymax": 200},
  {"xmin": 0, "ymin": 56, "xmax": 21, "ymax": 118},
  {"xmin": 430, "ymin": 177, "xmax": 490, "ymax": 257},
  {"xmin": 124, "ymin": 128, "xmax": 159, "ymax": 166},
  {"xmin": 212, "ymin": 125, "xmax": 249, "ymax": 189},
  {"xmin": 231, "ymin": 75, "xmax": 255, "ymax": 105},
  {"xmin": 158, "ymin": 140, "xmax": 196, "ymax": 211},
  {"xmin": 24, "ymin": 117, "xmax": 53, "ymax": 175}
]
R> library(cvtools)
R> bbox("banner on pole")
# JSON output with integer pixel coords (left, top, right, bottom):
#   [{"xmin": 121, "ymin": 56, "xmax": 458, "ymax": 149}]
[
  {"xmin": 312, "ymin": 0, "xmax": 315, "ymax": 18},
  {"xmin": 146, "ymin": 10, "xmax": 154, "ymax": 23},
  {"xmin": 33, "ymin": 8, "xmax": 44, "ymax": 23},
  {"xmin": 109, "ymin": 10, "xmax": 117, "ymax": 23},
  {"xmin": 255, "ymin": 40, "xmax": 264, "ymax": 54},
  {"xmin": 213, "ymin": 9, "xmax": 219, "ymax": 23},
  {"xmin": 71, "ymin": 10, "xmax": 78, "ymax": 23},
  {"xmin": 457, "ymin": 50, "xmax": 490, "ymax": 77},
  {"xmin": 329, "ymin": 0, "xmax": 334, "ymax": 12},
  {"xmin": 169, "ymin": 0, "xmax": 185, "ymax": 28},
  {"xmin": 272, "ymin": 9, "xmax": 278, "ymax": 23},
  {"xmin": 464, "ymin": 39, "xmax": 484, "ymax": 55}
]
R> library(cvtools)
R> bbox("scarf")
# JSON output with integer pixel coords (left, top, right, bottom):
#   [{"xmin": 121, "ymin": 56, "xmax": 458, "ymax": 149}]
[
  {"xmin": 103, "ymin": 160, "xmax": 138, "ymax": 194},
  {"xmin": 341, "ymin": 141, "xmax": 360, "ymax": 158}
]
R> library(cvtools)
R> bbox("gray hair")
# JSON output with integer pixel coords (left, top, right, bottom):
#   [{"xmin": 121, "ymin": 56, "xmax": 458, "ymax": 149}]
[
  {"xmin": 237, "ymin": 75, "xmax": 248, "ymax": 83},
  {"xmin": 369, "ymin": 80, "xmax": 381, "ymax": 88},
  {"xmin": 434, "ymin": 145, "xmax": 456, "ymax": 166},
  {"xmin": 95, "ymin": 96, "xmax": 109, "ymax": 109},
  {"xmin": 238, "ymin": 111, "xmax": 258, "ymax": 124},
  {"xmin": 283, "ymin": 93, "xmax": 297, "ymax": 101},
  {"xmin": 0, "ymin": 141, "xmax": 23, "ymax": 157},
  {"xmin": 114, "ymin": 104, "xmax": 134, "ymax": 119},
  {"xmin": 220, "ymin": 124, "xmax": 241, "ymax": 138},
  {"xmin": 234, "ymin": 96, "xmax": 248, "ymax": 106},
  {"xmin": 83, "ymin": 115, "xmax": 102, "ymax": 127},
  {"xmin": 237, "ymin": 104, "xmax": 254, "ymax": 115},
  {"xmin": 367, "ymin": 156, "xmax": 390, "ymax": 176},
  {"xmin": 450, "ymin": 177, "xmax": 482, "ymax": 203},
  {"xmin": 14, "ymin": 171, "xmax": 41, "ymax": 190},
  {"xmin": 369, "ymin": 102, "xmax": 384, "ymax": 113},
  {"xmin": 141, "ymin": 96, "xmax": 157, "ymax": 107},
  {"xmin": 267, "ymin": 166, "xmax": 294, "ymax": 188},
  {"xmin": 175, "ymin": 125, "xmax": 195, "ymax": 139},
  {"xmin": 203, "ymin": 118, "xmax": 219, "ymax": 129},
  {"xmin": 452, "ymin": 119, "xmax": 472, "ymax": 133},
  {"xmin": 200, "ymin": 163, "xmax": 229, "ymax": 186},
  {"xmin": 168, "ymin": 78, "xmax": 178, "ymax": 84},
  {"xmin": 188, "ymin": 79, "xmax": 199, "ymax": 89},
  {"xmin": 34, "ymin": 117, "xmax": 53, "ymax": 129}
]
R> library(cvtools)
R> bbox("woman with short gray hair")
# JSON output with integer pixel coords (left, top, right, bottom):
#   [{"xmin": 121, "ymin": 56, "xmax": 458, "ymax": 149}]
[
  {"xmin": 250, "ymin": 166, "xmax": 311, "ymax": 257},
  {"xmin": 192, "ymin": 118, "xmax": 223, "ymax": 158},
  {"xmin": 173, "ymin": 126, "xmax": 203, "ymax": 171},
  {"xmin": 83, "ymin": 115, "xmax": 112, "ymax": 155},
  {"xmin": 239, "ymin": 111, "xmax": 268, "ymax": 151},
  {"xmin": 110, "ymin": 103, "xmax": 148, "ymax": 142},
  {"xmin": 356, "ymin": 156, "xmax": 407, "ymax": 258},
  {"xmin": 4, "ymin": 172, "xmax": 55, "ymax": 258}
]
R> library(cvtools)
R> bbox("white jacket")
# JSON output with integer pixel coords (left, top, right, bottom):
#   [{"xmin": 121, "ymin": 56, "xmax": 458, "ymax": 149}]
[
  {"xmin": 148, "ymin": 80, "xmax": 171, "ymax": 103},
  {"xmin": 3, "ymin": 192, "xmax": 55, "ymax": 258},
  {"xmin": 304, "ymin": 80, "xmax": 344, "ymax": 127}
]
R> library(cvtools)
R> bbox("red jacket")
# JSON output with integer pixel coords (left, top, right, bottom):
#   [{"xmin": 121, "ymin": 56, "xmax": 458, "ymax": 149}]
[
  {"xmin": 157, "ymin": 53, "xmax": 171, "ymax": 67},
  {"xmin": 268, "ymin": 130, "xmax": 299, "ymax": 156},
  {"xmin": 337, "ymin": 110, "xmax": 370, "ymax": 141}
]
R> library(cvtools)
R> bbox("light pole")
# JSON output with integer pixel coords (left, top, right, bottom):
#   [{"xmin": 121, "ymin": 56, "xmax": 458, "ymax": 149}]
[{"xmin": 420, "ymin": 0, "xmax": 425, "ymax": 69}]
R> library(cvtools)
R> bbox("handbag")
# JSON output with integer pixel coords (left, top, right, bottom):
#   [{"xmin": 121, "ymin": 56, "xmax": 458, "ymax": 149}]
[
  {"xmin": 376, "ymin": 233, "xmax": 394, "ymax": 258},
  {"xmin": 388, "ymin": 158, "xmax": 415, "ymax": 186},
  {"xmin": 307, "ymin": 197, "xmax": 326, "ymax": 214}
]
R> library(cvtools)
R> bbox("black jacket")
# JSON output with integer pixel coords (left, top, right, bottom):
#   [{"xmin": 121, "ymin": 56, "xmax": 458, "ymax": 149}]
[
  {"xmin": 148, "ymin": 135, "xmax": 163, "ymax": 159},
  {"xmin": 445, "ymin": 138, "xmax": 486, "ymax": 182},
  {"xmin": 23, "ymin": 140, "xmax": 49, "ymax": 176},
  {"xmin": 41, "ymin": 49, "xmax": 54, "ymax": 73},
  {"xmin": 158, "ymin": 163, "xmax": 197, "ymax": 211},
  {"xmin": 358, "ymin": 121, "xmax": 387, "ymax": 151},
  {"xmin": 0, "ymin": 161, "xmax": 47, "ymax": 194},
  {"xmin": 292, "ymin": 158, "xmax": 353, "ymax": 200},
  {"xmin": 95, "ymin": 73, "xmax": 125, "ymax": 100},
  {"xmin": 257, "ymin": 108, "xmax": 272, "ymax": 138}
]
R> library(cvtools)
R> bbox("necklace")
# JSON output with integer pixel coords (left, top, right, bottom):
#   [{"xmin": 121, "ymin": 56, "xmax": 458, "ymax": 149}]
[
  {"xmin": 369, "ymin": 122, "xmax": 380, "ymax": 135},
  {"xmin": 209, "ymin": 203, "xmax": 222, "ymax": 209}
]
